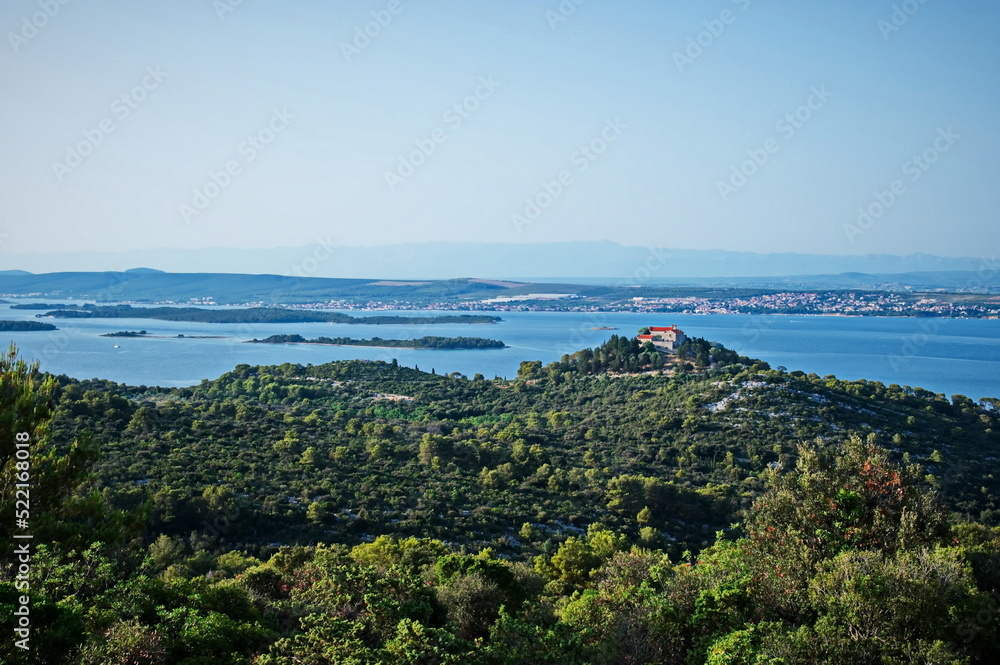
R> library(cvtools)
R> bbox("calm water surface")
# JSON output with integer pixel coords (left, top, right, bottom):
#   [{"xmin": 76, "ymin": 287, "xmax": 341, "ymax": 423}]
[{"xmin": 3, "ymin": 303, "xmax": 998, "ymax": 400}]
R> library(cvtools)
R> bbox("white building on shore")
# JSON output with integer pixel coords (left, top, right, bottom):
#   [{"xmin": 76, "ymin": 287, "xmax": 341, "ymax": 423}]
[{"xmin": 636, "ymin": 325, "xmax": 687, "ymax": 352}]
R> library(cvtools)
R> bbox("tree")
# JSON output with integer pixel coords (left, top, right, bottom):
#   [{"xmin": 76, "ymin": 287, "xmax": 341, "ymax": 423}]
[
  {"xmin": 747, "ymin": 435, "xmax": 947, "ymax": 570},
  {"xmin": 383, "ymin": 618, "xmax": 482, "ymax": 665},
  {"xmin": 0, "ymin": 344, "xmax": 141, "ymax": 551},
  {"xmin": 543, "ymin": 537, "xmax": 600, "ymax": 587},
  {"xmin": 306, "ymin": 501, "xmax": 328, "ymax": 524},
  {"xmin": 807, "ymin": 547, "xmax": 979, "ymax": 657},
  {"xmin": 436, "ymin": 572, "xmax": 505, "ymax": 640},
  {"xmin": 519, "ymin": 522, "xmax": 537, "ymax": 542},
  {"xmin": 706, "ymin": 434, "xmax": 955, "ymax": 629},
  {"xmin": 351, "ymin": 535, "xmax": 449, "ymax": 572},
  {"xmin": 486, "ymin": 607, "xmax": 589, "ymax": 665},
  {"xmin": 517, "ymin": 361, "xmax": 542, "ymax": 381},
  {"xmin": 78, "ymin": 620, "xmax": 166, "ymax": 665},
  {"xmin": 560, "ymin": 550, "xmax": 683, "ymax": 664},
  {"xmin": 1, "ymin": 344, "xmax": 57, "ymax": 539}
]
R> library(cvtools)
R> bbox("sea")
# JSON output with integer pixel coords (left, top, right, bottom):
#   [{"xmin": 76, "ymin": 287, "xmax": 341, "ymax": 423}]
[{"xmin": 3, "ymin": 302, "xmax": 998, "ymax": 400}]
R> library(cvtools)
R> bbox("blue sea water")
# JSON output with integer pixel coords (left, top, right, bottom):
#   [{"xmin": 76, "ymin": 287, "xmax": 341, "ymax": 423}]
[{"xmin": 2, "ymin": 304, "xmax": 998, "ymax": 400}]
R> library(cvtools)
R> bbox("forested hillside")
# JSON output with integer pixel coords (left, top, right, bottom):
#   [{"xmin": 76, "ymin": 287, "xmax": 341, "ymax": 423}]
[{"xmin": 3, "ymin": 338, "xmax": 1000, "ymax": 663}]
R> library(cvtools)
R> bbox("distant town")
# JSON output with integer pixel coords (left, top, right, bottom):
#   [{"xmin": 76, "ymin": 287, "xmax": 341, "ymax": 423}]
[
  {"xmin": 271, "ymin": 290, "xmax": 1000, "ymax": 318},
  {"xmin": 2, "ymin": 271, "xmax": 999, "ymax": 319}
]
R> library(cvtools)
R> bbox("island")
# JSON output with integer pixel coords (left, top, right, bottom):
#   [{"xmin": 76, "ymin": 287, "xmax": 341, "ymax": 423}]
[
  {"xmin": 246, "ymin": 334, "xmax": 506, "ymax": 349},
  {"xmin": 11, "ymin": 303, "xmax": 78, "ymax": 310},
  {"xmin": 0, "ymin": 320, "xmax": 58, "ymax": 331},
  {"xmin": 36, "ymin": 304, "xmax": 501, "ymax": 325},
  {"xmin": 99, "ymin": 330, "xmax": 227, "ymax": 339},
  {"xmin": 100, "ymin": 330, "xmax": 150, "ymax": 337}
]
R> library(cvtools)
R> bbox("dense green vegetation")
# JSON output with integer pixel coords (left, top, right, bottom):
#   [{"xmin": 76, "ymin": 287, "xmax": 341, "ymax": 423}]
[
  {"xmin": 247, "ymin": 334, "xmax": 506, "ymax": 349},
  {"xmin": 0, "ymin": 320, "xmax": 57, "ymax": 331},
  {"xmin": 3, "ymin": 337, "xmax": 1000, "ymax": 663},
  {"xmin": 0, "ymin": 273, "xmax": 788, "ymax": 306},
  {"xmin": 36, "ymin": 304, "xmax": 500, "ymax": 325},
  {"xmin": 10, "ymin": 304, "xmax": 77, "ymax": 310}
]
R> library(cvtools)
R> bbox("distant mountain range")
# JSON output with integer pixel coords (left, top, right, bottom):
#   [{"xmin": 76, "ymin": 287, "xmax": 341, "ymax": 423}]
[{"xmin": 0, "ymin": 242, "xmax": 992, "ymax": 281}]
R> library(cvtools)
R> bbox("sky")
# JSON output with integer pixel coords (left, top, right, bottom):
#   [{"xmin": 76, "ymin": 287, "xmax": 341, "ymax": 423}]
[{"xmin": 1, "ymin": 0, "xmax": 998, "ymax": 269}]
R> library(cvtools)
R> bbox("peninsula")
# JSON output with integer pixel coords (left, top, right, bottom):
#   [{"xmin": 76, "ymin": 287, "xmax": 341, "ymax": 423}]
[{"xmin": 35, "ymin": 304, "xmax": 500, "ymax": 325}]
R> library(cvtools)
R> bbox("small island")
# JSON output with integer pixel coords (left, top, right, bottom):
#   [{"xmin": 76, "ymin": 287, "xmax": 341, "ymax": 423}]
[
  {"xmin": 99, "ymin": 330, "xmax": 227, "ymax": 340},
  {"xmin": 246, "ymin": 334, "xmax": 506, "ymax": 349},
  {"xmin": 0, "ymin": 320, "xmax": 58, "ymax": 331},
  {"xmin": 11, "ymin": 303, "xmax": 78, "ymax": 310},
  {"xmin": 100, "ymin": 330, "xmax": 150, "ymax": 337}
]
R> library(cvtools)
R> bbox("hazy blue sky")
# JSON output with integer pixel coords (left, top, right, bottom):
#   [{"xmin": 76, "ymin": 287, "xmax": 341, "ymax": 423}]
[{"xmin": 1, "ymin": 0, "xmax": 997, "ymax": 265}]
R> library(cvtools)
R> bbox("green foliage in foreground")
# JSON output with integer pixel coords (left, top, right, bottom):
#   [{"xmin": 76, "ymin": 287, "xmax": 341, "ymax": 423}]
[
  {"xmin": 2, "ymin": 339, "xmax": 1000, "ymax": 662},
  {"xmin": 5, "ymin": 436, "xmax": 1000, "ymax": 664}
]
